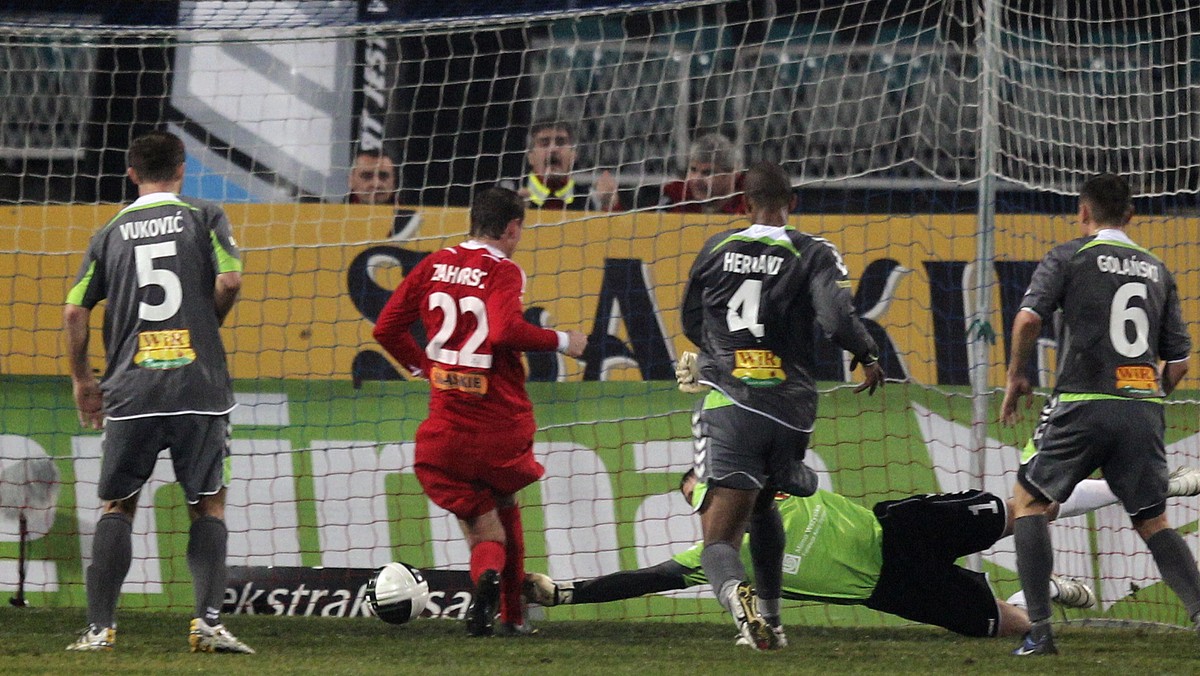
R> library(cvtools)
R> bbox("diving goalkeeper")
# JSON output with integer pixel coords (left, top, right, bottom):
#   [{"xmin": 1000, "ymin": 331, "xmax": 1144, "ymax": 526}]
[{"xmin": 526, "ymin": 466, "xmax": 1200, "ymax": 639}]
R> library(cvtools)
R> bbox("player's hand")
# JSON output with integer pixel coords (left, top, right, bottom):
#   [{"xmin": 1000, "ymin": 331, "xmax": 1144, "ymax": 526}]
[
  {"xmin": 593, "ymin": 170, "xmax": 618, "ymax": 210},
  {"xmin": 73, "ymin": 379, "xmax": 104, "ymax": 429},
  {"xmin": 563, "ymin": 330, "xmax": 588, "ymax": 358},
  {"xmin": 852, "ymin": 357, "xmax": 885, "ymax": 395},
  {"xmin": 523, "ymin": 572, "xmax": 574, "ymax": 606},
  {"xmin": 675, "ymin": 351, "xmax": 711, "ymax": 394},
  {"xmin": 1001, "ymin": 374, "xmax": 1033, "ymax": 425}
]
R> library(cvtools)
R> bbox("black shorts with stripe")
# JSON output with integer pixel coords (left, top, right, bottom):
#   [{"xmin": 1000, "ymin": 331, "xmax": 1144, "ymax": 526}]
[{"xmin": 864, "ymin": 490, "xmax": 1007, "ymax": 637}]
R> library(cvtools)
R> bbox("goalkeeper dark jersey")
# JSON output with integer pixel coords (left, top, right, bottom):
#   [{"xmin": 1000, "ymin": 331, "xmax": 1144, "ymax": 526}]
[
  {"xmin": 681, "ymin": 224, "xmax": 877, "ymax": 430},
  {"xmin": 65, "ymin": 193, "xmax": 242, "ymax": 419},
  {"xmin": 1020, "ymin": 229, "xmax": 1190, "ymax": 399}
]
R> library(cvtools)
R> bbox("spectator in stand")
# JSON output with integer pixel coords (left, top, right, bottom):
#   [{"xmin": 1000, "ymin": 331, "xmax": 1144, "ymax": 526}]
[
  {"xmin": 513, "ymin": 120, "xmax": 621, "ymax": 211},
  {"xmin": 348, "ymin": 150, "xmax": 399, "ymax": 206},
  {"xmin": 645, "ymin": 133, "xmax": 747, "ymax": 214},
  {"xmin": 348, "ymin": 149, "xmax": 423, "ymax": 240}
]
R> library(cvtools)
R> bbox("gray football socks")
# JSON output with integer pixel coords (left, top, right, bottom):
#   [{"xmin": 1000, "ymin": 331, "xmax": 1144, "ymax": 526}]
[
  {"xmin": 1146, "ymin": 528, "xmax": 1200, "ymax": 621},
  {"xmin": 86, "ymin": 512, "xmax": 133, "ymax": 629},
  {"xmin": 1013, "ymin": 513, "xmax": 1054, "ymax": 624},
  {"xmin": 749, "ymin": 504, "xmax": 785, "ymax": 610},
  {"xmin": 188, "ymin": 515, "xmax": 228, "ymax": 624},
  {"xmin": 701, "ymin": 541, "xmax": 746, "ymax": 613}
]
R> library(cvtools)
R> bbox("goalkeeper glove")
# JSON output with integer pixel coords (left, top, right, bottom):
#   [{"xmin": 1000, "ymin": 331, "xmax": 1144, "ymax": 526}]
[
  {"xmin": 675, "ymin": 351, "xmax": 711, "ymax": 394},
  {"xmin": 523, "ymin": 573, "xmax": 574, "ymax": 607}
]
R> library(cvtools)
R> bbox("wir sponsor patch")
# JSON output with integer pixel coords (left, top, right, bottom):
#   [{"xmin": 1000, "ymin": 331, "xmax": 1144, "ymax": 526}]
[
  {"xmin": 731, "ymin": 349, "xmax": 786, "ymax": 387},
  {"xmin": 134, "ymin": 329, "xmax": 195, "ymax": 369}
]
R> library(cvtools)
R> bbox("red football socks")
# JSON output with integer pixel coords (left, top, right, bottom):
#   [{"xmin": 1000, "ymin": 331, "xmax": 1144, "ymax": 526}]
[
  {"xmin": 498, "ymin": 503, "xmax": 526, "ymax": 624},
  {"xmin": 470, "ymin": 540, "xmax": 505, "ymax": 584}
]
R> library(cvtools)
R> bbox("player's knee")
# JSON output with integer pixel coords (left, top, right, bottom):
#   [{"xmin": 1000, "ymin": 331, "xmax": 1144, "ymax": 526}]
[
  {"xmin": 1132, "ymin": 506, "xmax": 1169, "ymax": 540},
  {"xmin": 103, "ymin": 497, "xmax": 138, "ymax": 519},
  {"xmin": 190, "ymin": 493, "xmax": 227, "ymax": 521},
  {"xmin": 751, "ymin": 489, "xmax": 777, "ymax": 515}
]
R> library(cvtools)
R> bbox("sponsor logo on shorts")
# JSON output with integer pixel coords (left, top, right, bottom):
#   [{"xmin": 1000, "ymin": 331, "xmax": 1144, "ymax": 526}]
[
  {"xmin": 731, "ymin": 349, "xmax": 786, "ymax": 387},
  {"xmin": 431, "ymin": 366, "xmax": 489, "ymax": 395},
  {"xmin": 1115, "ymin": 365, "xmax": 1158, "ymax": 396},
  {"xmin": 134, "ymin": 329, "xmax": 196, "ymax": 369}
]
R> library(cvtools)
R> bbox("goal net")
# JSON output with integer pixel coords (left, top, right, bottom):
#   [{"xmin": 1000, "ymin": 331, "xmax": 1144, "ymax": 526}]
[{"xmin": 1, "ymin": 0, "xmax": 1198, "ymax": 629}]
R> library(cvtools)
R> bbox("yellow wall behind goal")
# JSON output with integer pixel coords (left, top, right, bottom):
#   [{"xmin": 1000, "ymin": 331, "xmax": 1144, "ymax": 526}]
[{"xmin": 3, "ymin": 203, "xmax": 1199, "ymax": 387}]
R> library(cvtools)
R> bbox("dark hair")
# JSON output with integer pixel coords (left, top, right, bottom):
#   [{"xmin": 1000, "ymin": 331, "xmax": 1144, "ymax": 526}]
[
  {"xmin": 529, "ymin": 119, "xmax": 575, "ymax": 144},
  {"xmin": 743, "ymin": 161, "xmax": 792, "ymax": 210},
  {"xmin": 354, "ymin": 149, "xmax": 392, "ymax": 162},
  {"xmin": 470, "ymin": 187, "xmax": 525, "ymax": 238},
  {"xmin": 128, "ymin": 130, "xmax": 185, "ymax": 183},
  {"xmin": 1079, "ymin": 173, "xmax": 1133, "ymax": 226}
]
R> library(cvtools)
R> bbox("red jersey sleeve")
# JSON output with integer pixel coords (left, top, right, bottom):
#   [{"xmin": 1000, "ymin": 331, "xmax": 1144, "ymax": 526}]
[
  {"xmin": 373, "ymin": 258, "xmax": 432, "ymax": 376},
  {"xmin": 487, "ymin": 261, "xmax": 559, "ymax": 352}
]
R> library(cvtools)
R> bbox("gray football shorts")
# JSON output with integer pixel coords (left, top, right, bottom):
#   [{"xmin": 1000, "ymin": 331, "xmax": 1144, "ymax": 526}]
[
  {"xmin": 99, "ymin": 414, "xmax": 232, "ymax": 504},
  {"xmin": 1020, "ymin": 396, "xmax": 1167, "ymax": 517},
  {"xmin": 691, "ymin": 400, "xmax": 817, "ymax": 497}
]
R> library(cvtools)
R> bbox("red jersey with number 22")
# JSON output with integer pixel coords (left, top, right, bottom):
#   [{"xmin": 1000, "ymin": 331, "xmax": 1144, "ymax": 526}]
[{"xmin": 373, "ymin": 240, "xmax": 559, "ymax": 433}]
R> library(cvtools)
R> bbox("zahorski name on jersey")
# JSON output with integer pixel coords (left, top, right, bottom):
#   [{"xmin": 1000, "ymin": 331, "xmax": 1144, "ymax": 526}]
[
  {"xmin": 118, "ymin": 211, "xmax": 185, "ymax": 240},
  {"xmin": 722, "ymin": 252, "xmax": 783, "ymax": 275},
  {"xmin": 429, "ymin": 263, "xmax": 487, "ymax": 288}
]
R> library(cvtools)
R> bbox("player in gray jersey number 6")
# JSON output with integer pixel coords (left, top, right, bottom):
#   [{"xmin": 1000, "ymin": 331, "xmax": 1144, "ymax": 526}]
[{"xmin": 1002, "ymin": 173, "xmax": 1200, "ymax": 656}]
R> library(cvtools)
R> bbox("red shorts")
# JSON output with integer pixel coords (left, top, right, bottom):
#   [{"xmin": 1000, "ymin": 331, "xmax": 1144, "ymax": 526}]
[{"xmin": 413, "ymin": 416, "xmax": 544, "ymax": 520}]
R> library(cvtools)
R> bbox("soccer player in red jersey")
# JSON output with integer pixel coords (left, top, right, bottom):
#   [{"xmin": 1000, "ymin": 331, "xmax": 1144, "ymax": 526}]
[{"xmin": 373, "ymin": 186, "xmax": 587, "ymax": 636}]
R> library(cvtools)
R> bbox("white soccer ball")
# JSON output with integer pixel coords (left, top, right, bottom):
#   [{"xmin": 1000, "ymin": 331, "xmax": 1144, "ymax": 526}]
[{"xmin": 366, "ymin": 562, "xmax": 430, "ymax": 625}]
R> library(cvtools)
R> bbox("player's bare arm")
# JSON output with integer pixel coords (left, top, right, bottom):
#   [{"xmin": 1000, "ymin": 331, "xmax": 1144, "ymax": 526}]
[
  {"xmin": 854, "ymin": 359, "xmax": 885, "ymax": 395},
  {"xmin": 214, "ymin": 270, "xmax": 242, "ymax": 326},
  {"xmin": 1001, "ymin": 309, "xmax": 1042, "ymax": 425},
  {"xmin": 1162, "ymin": 359, "xmax": 1189, "ymax": 396},
  {"xmin": 63, "ymin": 303, "xmax": 103, "ymax": 430}
]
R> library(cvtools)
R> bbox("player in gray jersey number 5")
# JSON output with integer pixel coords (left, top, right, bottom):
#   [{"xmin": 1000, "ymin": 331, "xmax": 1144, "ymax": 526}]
[{"xmin": 63, "ymin": 130, "xmax": 253, "ymax": 654}]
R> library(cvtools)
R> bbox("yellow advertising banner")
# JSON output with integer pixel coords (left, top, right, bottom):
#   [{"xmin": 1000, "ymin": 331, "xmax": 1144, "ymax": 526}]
[{"xmin": 3, "ymin": 203, "xmax": 1198, "ymax": 387}]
